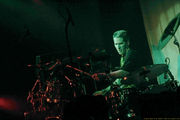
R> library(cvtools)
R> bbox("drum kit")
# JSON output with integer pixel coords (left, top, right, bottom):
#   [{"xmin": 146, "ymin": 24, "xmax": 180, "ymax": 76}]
[
  {"xmin": 24, "ymin": 48, "xmax": 178, "ymax": 120},
  {"xmin": 24, "ymin": 55, "xmax": 178, "ymax": 120}
]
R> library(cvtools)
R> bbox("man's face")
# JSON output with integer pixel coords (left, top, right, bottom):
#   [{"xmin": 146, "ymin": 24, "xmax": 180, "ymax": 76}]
[{"xmin": 113, "ymin": 37, "xmax": 127, "ymax": 56}]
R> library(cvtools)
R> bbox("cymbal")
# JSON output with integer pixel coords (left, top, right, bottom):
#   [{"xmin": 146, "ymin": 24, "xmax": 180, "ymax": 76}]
[
  {"xmin": 121, "ymin": 64, "xmax": 169, "ymax": 88},
  {"xmin": 158, "ymin": 13, "xmax": 180, "ymax": 49},
  {"xmin": 89, "ymin": 49, "xmax": 110, "ymax": 61},
  {"xmin": 137, "ymin": 64, "xmax": 168, "ymax": 79},
  {"xmin": 62, "ymin": 56, "xmax": 89, "ymax": 64}
]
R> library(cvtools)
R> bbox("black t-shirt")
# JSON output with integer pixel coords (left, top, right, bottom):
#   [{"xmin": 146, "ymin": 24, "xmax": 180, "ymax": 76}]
[{"xmin": 120, "ymin": 49, "xmax": 142, "ymax": 73}]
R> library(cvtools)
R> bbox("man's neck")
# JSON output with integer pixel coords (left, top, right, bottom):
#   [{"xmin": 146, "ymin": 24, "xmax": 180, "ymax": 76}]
[{"xmin": 121, "ymin": 48, "xmax": 130, "ymax": 57}]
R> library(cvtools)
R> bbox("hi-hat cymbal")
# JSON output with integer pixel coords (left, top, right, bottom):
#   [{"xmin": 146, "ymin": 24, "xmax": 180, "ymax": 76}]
[
  {"xmin": 136, "ymin": 64, "xmax": 168, "ymax": 79},
  {"xmin": 121, "ymin": 64, "xmax": 169, "ymax": 88}
]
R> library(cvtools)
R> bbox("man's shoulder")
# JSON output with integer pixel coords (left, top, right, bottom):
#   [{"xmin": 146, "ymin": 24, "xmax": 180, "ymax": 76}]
[
  {"xmin": 126, "ymin": 49, "xmax": 139, "ymax": 59},
  {"xmin": 122, "ymin": 48, "xmax": 143, "ymax": 72},
  {"xmin": 128, "ymin": 49, "xmax": 138, "ymax": 54}
]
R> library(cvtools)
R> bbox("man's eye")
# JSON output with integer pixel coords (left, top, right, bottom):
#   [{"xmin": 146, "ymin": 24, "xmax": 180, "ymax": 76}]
[{"xmin": 115, "ymin": 43, "xmax": 122, "ymax": 45}]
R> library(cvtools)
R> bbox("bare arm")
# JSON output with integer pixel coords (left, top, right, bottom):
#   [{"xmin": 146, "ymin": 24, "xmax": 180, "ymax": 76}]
[{"xmin": 109, "ymin": 69, "xmax": 129, "ymax": 78}]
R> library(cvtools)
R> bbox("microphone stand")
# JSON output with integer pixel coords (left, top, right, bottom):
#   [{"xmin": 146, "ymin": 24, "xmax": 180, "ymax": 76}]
[
  {"xmin": 89, "ymin": 52, "xmax": 97, "ymax": 91},
  {"xmin": 65, "ymin": 7, "xmax": 74, "ymax": 65}
]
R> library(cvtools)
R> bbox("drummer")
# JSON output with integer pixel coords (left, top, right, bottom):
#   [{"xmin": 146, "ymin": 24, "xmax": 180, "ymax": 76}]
[{"xmin": 92, "ymin": 29, "xmax": 143, "ymax": 95}]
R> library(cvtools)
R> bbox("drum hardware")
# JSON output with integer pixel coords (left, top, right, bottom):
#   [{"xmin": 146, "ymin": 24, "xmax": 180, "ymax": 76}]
[
  {"xmin": 65, "ymin": 64, "xmax": 98, "ymax": 96},
  {"xmin": 133, "ymin": 63, "xmax": 178, "ymax": 94},
  {"xmin": 48, "ymin": 59, "xmax": 62, "ymax": 71},
  {"xmin": 140, "ymin": 80, "xmax": 178, "ymax": 94},
  {"xmin": 45, "ymin": 115, "xmax": 62, "ymax": 120},
  {"xmin": 26, "ymin": 78, "xmax": 44, "ymax": 112},
  {"xmin": 63, "ymin": 75, "xmax": 84, "ymax": 98},
  {"xmin": 65, "ymin": 64, "xmax": 92, "ymax": 77},
  {"xmin": 25, "ymin": 59, "xmax": 74, "ymax": 119},
  {"xmin": 64, "ymin": 75, "xmax": 73, "ymax": 86},
  {"xmin": 25, "ymin": 78, "xmax": 70, "ymax": 119},
  {"xmin": 105, "ymin": 85, "xmax": 138, "ymax": 120}
]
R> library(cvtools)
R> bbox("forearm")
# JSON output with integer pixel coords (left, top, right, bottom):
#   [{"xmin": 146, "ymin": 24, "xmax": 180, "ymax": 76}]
[
  {"xmin": 93, "ymin": 86, "xmax": 111, "ymax": 96},
  {"xmin": 109, "ymin": 69, "xmax": 129, "ymax": 78}
]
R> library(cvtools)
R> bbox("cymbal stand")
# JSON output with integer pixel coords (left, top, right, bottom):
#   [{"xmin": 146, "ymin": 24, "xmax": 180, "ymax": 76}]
[
  {"xmin": 65, "ymin": 7, "xmax": 74, "ymax": 64},
  {"xmin": 64, "ymin": 75, "xmax": 78, "ymax": 98},
  {"xmin": 66, "ymin": 64, "xmax": 95, "ymax": 95},
  {"xmin": 76, "ymin": 61, "xmax": 87, "ymax": 95},
  {"xmin": 164, "ymin": 58, "xmax": 178, "ymax": 91},
  {"xmin": 173, "ymin": 36, "xmax": 180, "ymax": 54},
  {"xmin": 64, "ymin": 73, "xmax": 86, "ymax": 97},
  {"xmin": 89, "ymin": 54, "xmax": 97, "ymax": 91},
  {"xmin": 165, "ymin": 69, "xmax": 178, "ymax": 91}
]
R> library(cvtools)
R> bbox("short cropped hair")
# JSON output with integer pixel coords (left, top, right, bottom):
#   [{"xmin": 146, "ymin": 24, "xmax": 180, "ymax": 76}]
[{"xmin": 113, "ymin": 30, "xmax": 130, "ymax": 43}]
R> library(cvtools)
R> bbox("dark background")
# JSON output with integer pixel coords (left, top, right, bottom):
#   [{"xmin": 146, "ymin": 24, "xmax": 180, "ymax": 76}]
[{"xmin": 0, "ymin": 0, "xmax": 152, "ymax": 100}]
